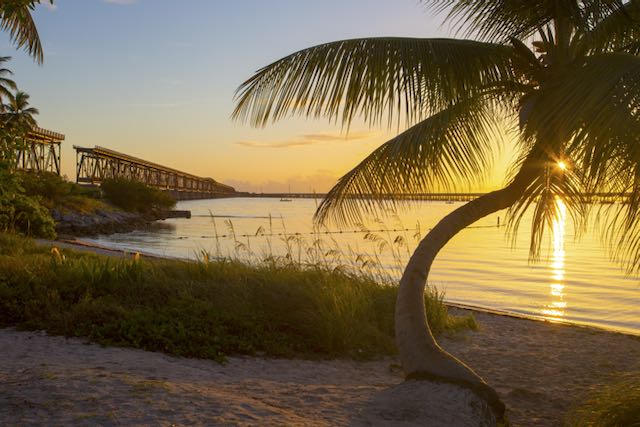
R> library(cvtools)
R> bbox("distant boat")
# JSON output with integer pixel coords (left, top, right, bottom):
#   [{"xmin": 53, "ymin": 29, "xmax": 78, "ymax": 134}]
[
  {"xmin": 445, "ymin": 200, "xmax": 455, "ymax": 204},
  {"xmin": 281, "ymin": 184, "xmax": 293, "ymax": 202}
]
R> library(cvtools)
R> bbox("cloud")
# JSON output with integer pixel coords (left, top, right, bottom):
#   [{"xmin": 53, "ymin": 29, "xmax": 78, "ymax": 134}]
[
  {"xmin": 235, "ymin": 131, "xmax": 373, "ymax": 149},
  {"xmin": 104, "ymin": 0, "xmax": 137, "ymax": 5},
  {"xmin": 224, "ymin": 170, "xmax": 339, "ymax": 193}
]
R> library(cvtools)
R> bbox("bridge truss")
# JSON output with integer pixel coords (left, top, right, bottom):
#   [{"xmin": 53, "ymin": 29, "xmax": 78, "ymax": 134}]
[
  {"xmin": 74, "ymin": 145, "xmax": 235, "ymax": 199},
  {"xmin": 10, "ymin": 127, "xmax": 64, "ymax": 174}
]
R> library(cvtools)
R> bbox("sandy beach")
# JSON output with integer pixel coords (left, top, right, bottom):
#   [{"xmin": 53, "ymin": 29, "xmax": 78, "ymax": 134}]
[{"xmin": 1, "ymin": 307, "xmax": 639, "ymax": 426}]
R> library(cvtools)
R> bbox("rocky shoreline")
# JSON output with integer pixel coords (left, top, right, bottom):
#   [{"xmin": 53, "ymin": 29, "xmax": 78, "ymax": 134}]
[{"xmin": 52, "ymin": 208, "xmax": 164, "ymax": 237}]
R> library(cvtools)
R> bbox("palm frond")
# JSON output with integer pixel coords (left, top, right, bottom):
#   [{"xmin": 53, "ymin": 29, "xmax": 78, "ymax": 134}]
[
  {"xmin": 515, "ymin": 52, "xmax": 640, "ymax": 263},
  {"xmin": 522, "ymin": 52, "xmax": 640, "ymax": 147},
  {"xmin": 314, "ymin": 96, "xmax": 507, "ymax": 226},
  {"xmin": 582, "ymin": 0, "xmax": 640, "ymax": 54},
  {"xmin": 0, "ymin": 1, "xmax": 44, "ymax": 64},
  {"xmin": 506, "ymin": 152, "xmax": 587, "ymax": 259},
  {"xmin": 233, "ymin": 37, "xmax": 515, "ymax": 129},
  {"xmin": 426, "ymin": 0, "xmax": 626, "ymax": 43}
]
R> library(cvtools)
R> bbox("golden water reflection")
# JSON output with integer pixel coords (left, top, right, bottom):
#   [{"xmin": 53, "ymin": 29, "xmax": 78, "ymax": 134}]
[{"xmin": 541, "ymin": 199, "xmax": 567, "ymax": 319}]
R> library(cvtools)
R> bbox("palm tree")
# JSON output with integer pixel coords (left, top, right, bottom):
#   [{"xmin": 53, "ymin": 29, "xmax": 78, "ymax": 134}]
[
  {"xmin": 0, "ymin": 90, "xmax": 38, "ymax": 168},
  {"xmin": 0, "ymin": 57, "xmax": 16, "ymax": 103},
  {"xmin": 0, "ymin": 0, "xmax": 52, "ymax": 64},
  {"xmin": 2, "ymin": 90, "xmax": 38, "ymax": 132},
  {"xmin": 233, "ymin": 0, "xmax": 640, "ymax": 417}
]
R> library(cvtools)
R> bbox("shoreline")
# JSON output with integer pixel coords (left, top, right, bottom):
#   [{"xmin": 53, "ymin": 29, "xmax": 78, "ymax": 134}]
[
  {"xmin": 37, "ymin": 237, "xmax": 640, "ymax": 340},
  {"xmin": 5, "ymin": 237, "xmax": 639, "ymax": 425},
  {"xmin": 3, "ymin": 305, "xmax": 640, "ymax": 425}
]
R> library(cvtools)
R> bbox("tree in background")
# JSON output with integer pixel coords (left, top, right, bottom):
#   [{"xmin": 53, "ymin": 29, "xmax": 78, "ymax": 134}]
[
  {"xmin": 234, "ymin": 0, "xmax": 640, "ymax": 416},
  {"xmin": 0, "ymin": 56, "xmax": 17, "ymax": 106},
  {"xmin": 0, "ymin": 87, "xmax": 39, "ymax": 168},
  {"xmin": 1, "ymin": 90, "xmax": 38, "ymax": 132}
]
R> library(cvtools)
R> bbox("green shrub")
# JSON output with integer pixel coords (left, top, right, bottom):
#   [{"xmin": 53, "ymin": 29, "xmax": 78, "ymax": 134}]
[
  {"xmin": 0, "ymin": 232, "xmax": 476, "ymax": 361},
  {"xmin": 101, "ymin": 178, "xmax": 175, "ymax": 213},
  {"xmin": 19, "ymin": 171, "xmax": 73, "ymax": 204},
  {"xmin": 0, "ymin": 164, "xmax": 56, "ymax": 239},
  {"xmin": 565, "ymin": 373, "xmax": 640, "ymax": 426},
  {"xmin": 18, "ymin": 171, "xmax": 102, "ymax": 210},
  {"xmin": 0, "ymin": 193, "xmax": 56, "ymax": 238}
]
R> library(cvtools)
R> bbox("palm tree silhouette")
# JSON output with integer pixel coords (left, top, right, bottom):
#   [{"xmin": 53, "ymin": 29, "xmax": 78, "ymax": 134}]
[
  {"xmin": 2, "ymin": 90, "xmax": 38, "ymax": 132},
  {"xmin": 0, "ymin": 57, "xmax": 17, "ymax": 109},
  {"xmin": 0, "ymin": 0, "xmax": 52, "ymax": 63},
  {"xmin": 234, "ymin": 1, "xmax": 640, "ymax": 415}
]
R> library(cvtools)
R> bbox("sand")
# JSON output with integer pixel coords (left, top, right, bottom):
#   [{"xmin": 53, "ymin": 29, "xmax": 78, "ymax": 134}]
[
  {"xmin": 5, "ymin": 239, "xmax": 640, "ymax": 425},
  {"xmin": 2, "ymin": 310, "xmax": 640, "ymax": 426}
]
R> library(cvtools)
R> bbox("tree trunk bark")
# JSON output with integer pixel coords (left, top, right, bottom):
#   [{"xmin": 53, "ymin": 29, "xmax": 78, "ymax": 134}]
[{"xmin": 395, "ymin": 168, "xmax": 537, "ymax": 418}]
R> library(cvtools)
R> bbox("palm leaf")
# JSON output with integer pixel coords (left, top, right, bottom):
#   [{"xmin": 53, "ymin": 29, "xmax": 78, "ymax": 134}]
[
  {"xmin": 1, "ymin": 1, "xmax": 44, "ymax": 64},
  {"xmin": 582, "ymin": 0, "xmax": 640, "ymax": 54},
  {"xmin": 233, "ymin": 37, "xmax": 515, "ymax": 129},
  {"xmin": 314, "ymin": 96, "xmax": 507, "ymax": 226},
  {"xmin": 515, "ymin": 52, "xmax": 640, "ymax": 262},
  {"xmin": 427, "ymin": 0, "xmax": 630, "ymax": 44}
]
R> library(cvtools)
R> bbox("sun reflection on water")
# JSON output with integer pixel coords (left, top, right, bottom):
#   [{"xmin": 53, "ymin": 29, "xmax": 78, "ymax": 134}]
[{"xmin": 541, "ymin": 199, "xmax": 567, "ymax": 319}]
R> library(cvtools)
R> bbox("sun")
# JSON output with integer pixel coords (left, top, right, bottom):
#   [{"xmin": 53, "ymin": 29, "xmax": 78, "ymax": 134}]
[{"xmin": 557, "ymin": 161, "xmax": 567, "ymax": 171}]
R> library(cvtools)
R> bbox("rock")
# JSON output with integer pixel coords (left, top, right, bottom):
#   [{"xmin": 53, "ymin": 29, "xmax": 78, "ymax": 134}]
[
  {"xmin": 52, "ymin": 205, "xmax": 162, "ymax": 237},
  {"xmin": 357, "ymin": 380, "xmax": 499, "ymax": 427}
]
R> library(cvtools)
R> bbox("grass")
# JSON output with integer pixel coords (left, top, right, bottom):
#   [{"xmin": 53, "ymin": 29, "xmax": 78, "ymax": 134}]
[
  {"xmin": 0, "ymin": 232, "xmax": 476, "ymax": 362},
  {"xmin": 565, "ymin": 373, "xmax": 640, "ymax": 426}
]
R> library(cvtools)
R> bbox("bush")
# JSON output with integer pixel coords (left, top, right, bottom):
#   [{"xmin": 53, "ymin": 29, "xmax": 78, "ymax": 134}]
[
  {"xmin": 0, "ymin": 164, "xmax": 56, "ymax": 239},
  {"xmin": 18, "ymin": 171, "xmax": 102, "ymax": 209},
  {"xmin": 101, "ymin": 178, "xmax": 175, "ymax": 214},
  {"xmin": 0, "ymin": 232, "xmax": 476, "ymax": 361},
  {"xmin": 565, "ymin": 373, "xmax": 640, "ymax": 426},
  {"xmin": 0, "ymin": 193, "xmax": 56, "ymax": 238}
]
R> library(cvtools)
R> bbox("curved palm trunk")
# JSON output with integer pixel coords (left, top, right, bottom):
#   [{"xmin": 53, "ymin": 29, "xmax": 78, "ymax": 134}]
[{"xmin": 395, "ymin": 170, "xmax": 535, "ymax": 416}]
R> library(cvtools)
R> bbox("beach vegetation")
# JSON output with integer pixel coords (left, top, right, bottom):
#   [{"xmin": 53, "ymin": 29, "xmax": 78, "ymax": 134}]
[
  {"xmin": 101, "ymin": 177, "xmax": 176, "ymax": 214},
  {"xmin": 18, "ymin": 170, "xmax": 105, "ymax": 214},
  {"xmin": 233, "ymin": 0, "xmax": 640, "ymax": 417},
  {"xmin": 0, "ymin": 231, "xmax": 475, "ymax": 362},
  {"xmin": 565, "ymin": 373, "xmax": 640, "ymax": 426},
  {"xmin": 0, "ymin": 162, "xmax": 56, "ymax": 238}
]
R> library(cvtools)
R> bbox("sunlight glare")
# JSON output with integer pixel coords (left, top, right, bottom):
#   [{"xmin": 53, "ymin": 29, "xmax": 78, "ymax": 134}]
[{"xmin": 543, "ymin": 199, "xmax": 568, "ymax": 320}]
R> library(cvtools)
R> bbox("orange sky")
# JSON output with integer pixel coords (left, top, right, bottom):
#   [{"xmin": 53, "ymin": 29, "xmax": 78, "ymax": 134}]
[{"xmin": 10, "ymin": 0, "xmax": 518, "ymax": 193}]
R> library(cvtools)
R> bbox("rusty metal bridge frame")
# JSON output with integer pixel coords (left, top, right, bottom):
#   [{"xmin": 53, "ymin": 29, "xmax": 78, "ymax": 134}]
[
  {"xmin": 12, "ymin": 127, "xmax": 64, "ymax": 175},
  {"xmin": 74, "ymin": 145, "xmax": 235, "ymax": 200}
]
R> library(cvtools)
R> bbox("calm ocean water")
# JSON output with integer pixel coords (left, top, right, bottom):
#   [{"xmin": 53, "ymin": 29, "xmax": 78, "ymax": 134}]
[{"xmin": 84, "ymin": 197, "xmax": 640, "ymax": 335}]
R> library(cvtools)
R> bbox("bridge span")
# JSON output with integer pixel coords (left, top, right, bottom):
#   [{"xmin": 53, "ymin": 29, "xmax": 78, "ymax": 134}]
[
  {"xmin": 74, "ymin": 145, "xmax": 235, "ymax": 200},
  {"xmin": 247, "ymin": 192, "xmax": 629, "ymax": 204},
  {"xmin": 12, "ymin": 127, "xmax": 64, "ymax": 174}
]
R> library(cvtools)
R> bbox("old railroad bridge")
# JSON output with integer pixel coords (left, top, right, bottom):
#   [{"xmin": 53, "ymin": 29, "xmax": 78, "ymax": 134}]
[
  {"xmin": 74, "ymin": 145, "xmax": 235, "ymax": 200},
  {"xmin": 10, "ymin": 126, "xmax": 235, "ymax": 200},
  {"xmin": 10, "ymin": 126, "xmax": 636, "ymax": 204},
  {"xmin": 13, "ymin": 127, "xmax": 64, "ymax": 175}
]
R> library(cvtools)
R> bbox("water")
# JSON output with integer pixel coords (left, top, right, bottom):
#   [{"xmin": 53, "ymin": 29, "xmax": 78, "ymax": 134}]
[{"xmin": 84, "ymin": 197, "xmax": 640, "ymax": 335}]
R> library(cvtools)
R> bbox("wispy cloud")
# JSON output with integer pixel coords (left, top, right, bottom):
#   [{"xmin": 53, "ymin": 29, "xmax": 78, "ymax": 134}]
[
  {"xmin": 235, "ymin": 131, "xmax": 373, "ymax": 149},
  {"xmin": 104, "ymin": 0, "xmax": 137, "ymax": 5}
]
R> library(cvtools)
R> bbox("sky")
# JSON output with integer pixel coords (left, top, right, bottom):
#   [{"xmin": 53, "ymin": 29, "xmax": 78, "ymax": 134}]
[{"xmin": 3, "ymin": 0, "xmax": 515, "ymax": 193}]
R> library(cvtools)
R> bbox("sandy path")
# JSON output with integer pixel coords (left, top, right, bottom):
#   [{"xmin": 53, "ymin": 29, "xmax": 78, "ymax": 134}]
[
  {"xmin": 0, "ymin": 328, "xmax": 403, "ymax": 426},
  {"xmin": 2, "ymin": 311, "xmax": 640, "ymax": 426}
]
